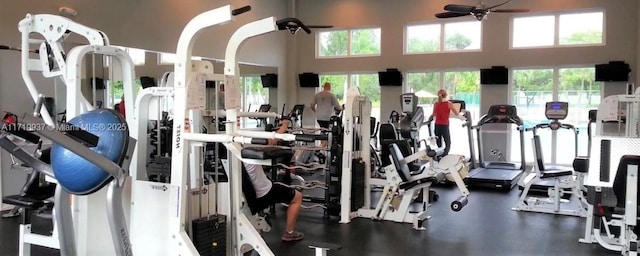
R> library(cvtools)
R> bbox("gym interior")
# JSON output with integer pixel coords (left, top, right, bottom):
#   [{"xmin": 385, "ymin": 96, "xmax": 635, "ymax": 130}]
[{"xmin": 0, "ymin": 0, "xmax": 639, "ymax": 255}]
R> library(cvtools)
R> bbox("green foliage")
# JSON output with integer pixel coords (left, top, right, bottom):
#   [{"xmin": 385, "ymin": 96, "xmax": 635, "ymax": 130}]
[
  {"xmin": 240, "ymin": 76, "xmax": 268, "ymax": 110},
  {"xmin": 320, "ymin": 31, "xmax": 348, "ymax": 56},
  {"xmin": 513, "ymin": 69, "xmax": 553, "ymax": 106},
  {"xmin": 560, "ymin": 30, "xmax": 602, "ymax": 45},
  {"xmin": 407, "ymin": 38, "xmax": 439, "ymax": 53},
  {"xmin": 444, "ymin": 71, "xmax": 479, "ymax": 94},
  {"xmin": 445, "ymin": 33, "xmax": 472, "ymax": 50},
  {"xmin": 351, "ymin": 74, "xmax": 379, "ymax": 103},
  {"xmin": 350, "ymin": 29, "xmax": 381, "ymax": 55}
]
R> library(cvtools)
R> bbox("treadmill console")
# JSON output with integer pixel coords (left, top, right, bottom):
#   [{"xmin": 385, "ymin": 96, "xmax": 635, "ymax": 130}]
[
  {"xmin": 450, "ymin": 100, "xmax": 466, "ymax": 113},
  {"xmin": 487, "ymin": 105, "xmax": 518, "ymax": 118},
  {"xmin": 401, "ymin": 93, "xmax": 418, "ymax": 114},
  {"xmin": 545, "ymin": 102, "xmax": 568, "ymax": 120},
  {"xmin": 258, "ymin": 104, "xmax": 271, "ymax": 113}
]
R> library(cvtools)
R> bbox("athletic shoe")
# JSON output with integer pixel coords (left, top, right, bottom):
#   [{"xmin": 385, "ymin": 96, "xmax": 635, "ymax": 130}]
[{"xmin": 281, "ymin": 230, "xmax": 304, "ymax": 242}]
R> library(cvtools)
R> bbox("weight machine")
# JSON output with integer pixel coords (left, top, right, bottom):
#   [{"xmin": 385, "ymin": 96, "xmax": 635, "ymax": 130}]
[
  {"xmin": 338, "ymin": 88, "xmax": 470, "ymax": 229},
  {"xmin": 130, "ymin": 5, "xmax": 325, "ymax": 256},
  {"xmin": 512, "ymin": 102, "xmax": 588, "ymax": 217},
  {"xmin": 579, "ymin": 91, "xmax": 640, "ymax": 255},
  {"xmin": 13, "ymin": 13, "xmax": 138, "ymax": 255}
]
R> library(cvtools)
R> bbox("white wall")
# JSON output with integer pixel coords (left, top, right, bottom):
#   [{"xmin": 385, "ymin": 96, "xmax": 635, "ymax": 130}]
[{"xmin": 294, "ymin": 0, "xmax": 639, "ymax": 122}]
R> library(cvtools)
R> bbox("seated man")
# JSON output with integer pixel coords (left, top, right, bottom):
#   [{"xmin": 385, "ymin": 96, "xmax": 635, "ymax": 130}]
[{"xmin": 243, "ymin": 119, "xmax": 304, "ymax": 242}]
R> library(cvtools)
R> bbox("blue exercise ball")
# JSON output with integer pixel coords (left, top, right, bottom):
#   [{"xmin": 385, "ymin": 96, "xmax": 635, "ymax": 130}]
[{"xmin": 50, "ymin": 109, "xmax": 129, "ymax": 195}]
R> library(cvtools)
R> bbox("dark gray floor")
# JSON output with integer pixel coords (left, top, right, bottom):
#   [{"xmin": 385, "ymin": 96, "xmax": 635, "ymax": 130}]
[{"xmin": 0, "ymin": 186, "xmax": 620, "ymax": 256}]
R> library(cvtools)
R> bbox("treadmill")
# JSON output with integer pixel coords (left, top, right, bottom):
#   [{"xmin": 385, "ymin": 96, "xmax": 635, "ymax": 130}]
[
  {"xmin": 518, "ymin": 102, "xmax": 578, "ymax": 193},
  {"xmin": 465, "ymin": 105, "xmax": 526, "ymax": 190}
]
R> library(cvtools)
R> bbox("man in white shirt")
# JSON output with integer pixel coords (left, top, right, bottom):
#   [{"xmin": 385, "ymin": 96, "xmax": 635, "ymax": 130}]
[
  {"xmin": 310, "ymin": 82, "xmax": 342, "ymax": 147},
  {"xmin": 243, "ymin": 119, "xmax": 304, "ymax": 242}
]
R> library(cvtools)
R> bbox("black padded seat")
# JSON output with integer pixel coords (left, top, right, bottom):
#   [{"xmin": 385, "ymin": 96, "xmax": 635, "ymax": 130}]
[
  {"xmin": 241, "ymin": 146, "xmax": 293, "ymax": 160},
  {"xmin": 2, "ymin": 195, "xmax": 47, "ymax": 209},
  {"xmin": 398, "ymin": 177, "xmax": 439, "ymax": 190},
  {"xmin": 539, "ymin": 169, "xmax": 574, "ymax": 179}
]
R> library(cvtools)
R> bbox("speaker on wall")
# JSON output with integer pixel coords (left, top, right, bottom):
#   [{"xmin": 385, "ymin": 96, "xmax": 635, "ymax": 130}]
[
  {"xmin": 480, "ymin": 66, "xmax": 508, "ymax": 85},
  {"xmin": 140, "ymin": 76, "xmax": 156, "ymax": 88},
  {"xmin": 298, "ymin": 73, "xmax": 320, "ymax": 88},
  {"xmin": 595, "ymin": 61, "xmax": 631, "ymax": 82},
  {"xmin": 261, "ymin": 73, "xmax": 278, "ymax": 88},
  {"xmin": 378, "ymin": 68, "xmax": 403, "ymax": 86}
]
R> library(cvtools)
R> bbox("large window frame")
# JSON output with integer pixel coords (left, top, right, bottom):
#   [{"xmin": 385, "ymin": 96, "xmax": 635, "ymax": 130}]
[
  {"xmin": 510, "ymin": 9, "xmax": 605, "ymax": 49},
  {"xmin": 509, "ymin": 66, "xmax": 603, "ymax": 165},
  {"xmin": 404, "ymin": 70, "xmax": 481, "ymax": 156},
  {"xmin": 318, "ymin": 73, "xmax": 381, "ymax": 123},
  {"xmin": 404, "ymin": 20, "xmax": 482, "ymax": 55},
  {"xmin": 316, "ymin": 27, "xmax": 382, "ymax": 58}
]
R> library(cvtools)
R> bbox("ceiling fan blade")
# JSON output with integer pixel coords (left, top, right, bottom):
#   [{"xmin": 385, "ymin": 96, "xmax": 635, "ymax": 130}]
[
  {"xmin": 435, "ymin": 12, "xmax": 472, "ymax": 19},
  {"xmin": 444, "ymin": 4, "xmax": 476, "ymax": 13},
  {"xmin": 485, "ymin": 0, "xmax": 513, "ymax": 10},
  {"xmin": 308, "ymin": 25, "xmax": 334, "ymax": 29},
  {"xmin": 492, "ymin": 8, "xmax": 530, "ymax": 13}
]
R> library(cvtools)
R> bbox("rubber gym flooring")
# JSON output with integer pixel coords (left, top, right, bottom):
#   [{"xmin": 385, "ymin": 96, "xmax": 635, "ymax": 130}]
[{"xmin": 0, "ymin": 185, "xmax": 620, "ymax": 256}]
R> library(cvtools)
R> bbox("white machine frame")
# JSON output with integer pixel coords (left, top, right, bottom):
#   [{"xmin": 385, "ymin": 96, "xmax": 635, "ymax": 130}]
[
  {"xmin": 578, "ymin": 93, "xmax": 640, "ymax": 255},
  {"xmin": 357, "ymin": 151, "xmax": 470, "ymax": 230},
  {"xmin": 512, "ymin": 137, "xmax": 588, "ymax": 217},
  {"xmin": 17, "ymin": 13, "xmax": 137, "ymax": 255}
]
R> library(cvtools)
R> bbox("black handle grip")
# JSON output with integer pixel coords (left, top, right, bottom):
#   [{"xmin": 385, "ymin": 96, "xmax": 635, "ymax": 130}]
[
  {"xmin": 451, "ymin": 196, "xmax": 468, "ymax": 212},
  {"xmin": 295, "ymin": 134, "xmax": 315, "ymax": 142},
  {"xmin": 59, "ymin": 123, "xmax": 99, "ymax": 147},
  {"xmin": 250, "ymin": 138, "xmax": 269, "ymax": 145},
  {"xmin": 600, "ymin": 139, "xmax": 611, "ymax": 182},
  {"xmin": 232, "ymin": 5, "xmax": 251, "ymax": 16}
]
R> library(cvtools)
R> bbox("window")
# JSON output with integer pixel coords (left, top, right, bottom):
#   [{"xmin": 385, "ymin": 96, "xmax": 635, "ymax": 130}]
[
  {"xmin": 559, "ymin": 12, "xmax": 604, "ymax": 45},
  {"xmin": 350, "ymin": 74, "xmax": 381, "ymax": 122},
  {"xmin": 510, "ymin": 67, "xmax": 601, "ymax": 165},
  {"xmin": 512, "ymin": 16, "xmax": 555, "ymax": 48},
  {"xmin": 317, "ymin": 28, "xmax": 381, "ymax": 58},
  {"xmin": 512, "ymin": 11, "xmax": 604, "ymax": 48},
  {"xmin": 239, "ymin": 76, "xmax": 269, "ymax": 128},
  {"xmin": 406, "ymin": 70, "xmax": 480, "ymax": 156},
  {"xmin": 405, "ymin": 21, "xmax": 481, "ymax": 54},
  {"xmin": 318, "ymin": 74, "xmax": 380, "ymax": 123}
]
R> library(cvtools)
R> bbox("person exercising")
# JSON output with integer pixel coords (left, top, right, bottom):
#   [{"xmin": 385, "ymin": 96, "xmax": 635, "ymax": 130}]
[
  {"xmin": 310, "ymin": 82, "xmax": 342, "ymax": 147},
  {"xmin": 432, "ymin": 89, "xmax": 460, "ymax": 156},
  {"xmin": 243, "ymin": 119, "xmax": 304, "ymax": 242}
]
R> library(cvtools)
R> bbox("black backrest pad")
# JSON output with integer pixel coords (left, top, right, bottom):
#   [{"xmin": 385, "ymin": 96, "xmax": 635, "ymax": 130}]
[
  {"xmin": 389, "ymin": 143, "xmax": 411, "ymax": 182},
  {"xmin": 612, "ymin": 155, "xmax": 640, "ymax": 207},
  {"xmin": 381, "ymin": 140, "xmax": 413, "ymax": 167},
  {"xmin": 533, "ymin": 135, "xmax": 545, "ymax": 171},
  {"xmin": 379, "ymin": 123, "xmax": 397, "ymax": 142}
]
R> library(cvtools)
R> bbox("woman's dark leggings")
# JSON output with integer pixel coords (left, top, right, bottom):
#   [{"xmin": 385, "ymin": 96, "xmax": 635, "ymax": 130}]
[{"xmin": 434, "ymin": 124, "xmax": 451, "ymax": 156}]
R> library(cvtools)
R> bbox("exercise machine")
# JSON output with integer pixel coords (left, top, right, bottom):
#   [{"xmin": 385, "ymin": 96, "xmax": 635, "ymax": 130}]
[
  {"xmin": 579, "ymin": 90, "xmax": 640, "ymax": 255},
  {"xmin": 512, "ymin": 102, "xmax": 588, "ymax": 217},
  {"xmin": 134, "ymin": 5, "xmax": 334, "ymax": 256},
  {"xmin": 16, "ymin": 13, "xmax": 138, "ymax": 255},
  {"xmin": 465, "ymin": 105, "xmax": 527, "ymax": 190}
]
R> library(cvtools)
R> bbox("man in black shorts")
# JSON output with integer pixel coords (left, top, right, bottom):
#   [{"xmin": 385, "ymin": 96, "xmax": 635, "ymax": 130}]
[
  {"xmin": 311, "ymin": 82, "xmax": 342, "ymax": 147},
  {"xmin": 243, "ymin": 119, "xmax": 304, "ymax": 242}
]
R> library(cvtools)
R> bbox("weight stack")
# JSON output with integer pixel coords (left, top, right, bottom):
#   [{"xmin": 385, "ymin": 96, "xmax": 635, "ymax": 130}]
[
  {"xmin": 192, "ymin": 215, "xmax": 227, "ymax": 255},
  {"xmin": 351, "ymin": 159, "xmax": 365, "ymax": 211}
]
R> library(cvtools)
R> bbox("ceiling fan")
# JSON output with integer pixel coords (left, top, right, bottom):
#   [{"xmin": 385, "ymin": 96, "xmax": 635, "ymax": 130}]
[{"xmin": 435, "ymin": 0, "xmax": 529, "ymax": 21}]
